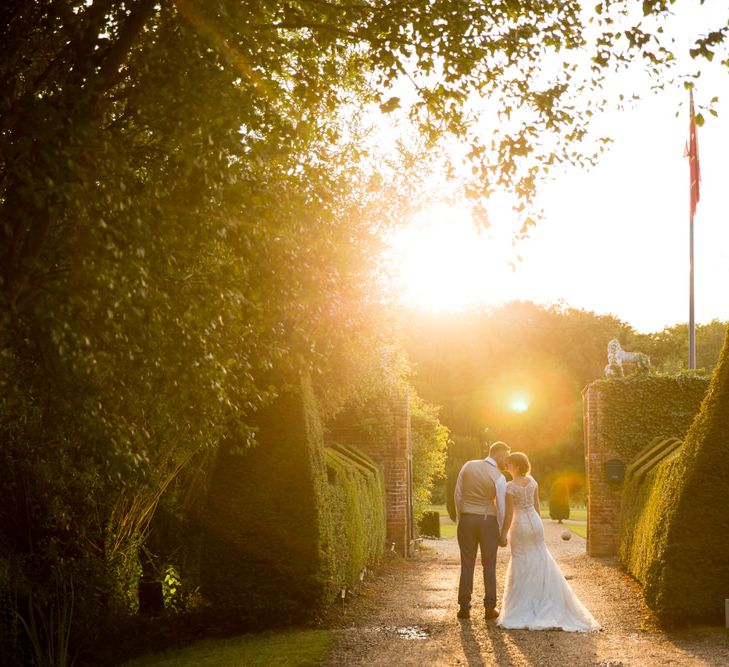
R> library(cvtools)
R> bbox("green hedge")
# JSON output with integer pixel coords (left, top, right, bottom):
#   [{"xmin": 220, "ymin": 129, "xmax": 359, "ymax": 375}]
[
  {"xmin": 417, "ymin": 511, "xmax": 441, "ymax": 538},
  {"xmin": 324, "ymin": 444, "xmax": 385, "ymax": 593},
  {"xmin": 618, "ymin": 335, "xmax": 729, "ymax": 625},
  {"xmin": 199, "ymin": 376, "xmax": 385, "ymax": 626},
  {"xmin": 646, "ymin": 327, "xmax": 729, "ymax": 624},
  {"xmin": 200, "ymin": 375, "xmax": 330, "ymax": 624},
  {"xmin": 549, "ymin": 479, "xmax": 570, "ymax": 522},
  {"xmin": 619, "ymin": 437, "xmax": 683, "ymax": 585},
  {"xmin": 593, "ymin": 374, "xmax": 708, "ymax": 460},
  {"xmin": 624, "ymin": 437, "xmax": 682, "ymax": 484},
  {"xmin": 619, "ymin": 449, "xmax": 681, "ymax": 594}
]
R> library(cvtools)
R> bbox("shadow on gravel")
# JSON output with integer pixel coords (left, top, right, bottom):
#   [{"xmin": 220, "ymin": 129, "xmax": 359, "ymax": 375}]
[
  {"xmin": 458, "ymin": 621, "xmax": 485, "ymax": 666},
  {"xmin": 484, "ymin": 621, "xmax": 599, "ymax": 666}
]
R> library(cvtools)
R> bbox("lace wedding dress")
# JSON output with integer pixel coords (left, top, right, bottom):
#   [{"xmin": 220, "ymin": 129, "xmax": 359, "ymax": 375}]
[{"xmin": 497, "ymin": 477, "xmax": 601, "ymax": 632}]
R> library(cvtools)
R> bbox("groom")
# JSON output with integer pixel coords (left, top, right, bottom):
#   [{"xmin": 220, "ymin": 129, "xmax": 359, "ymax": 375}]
[{"xmin": 453, "ymin": 440, "xmax": 510, "ymax": 620}]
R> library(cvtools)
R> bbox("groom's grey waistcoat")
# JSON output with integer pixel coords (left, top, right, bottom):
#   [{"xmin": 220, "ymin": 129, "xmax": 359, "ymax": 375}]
[{"xmin": 456, "ymin": 460, "xmax": 498, "ymax": 516}]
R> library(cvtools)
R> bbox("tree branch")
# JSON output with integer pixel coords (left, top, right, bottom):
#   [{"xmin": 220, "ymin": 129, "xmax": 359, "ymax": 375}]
[{"xmin": 95, "ymin": 0, "xmax": 159, "ymax": 92}]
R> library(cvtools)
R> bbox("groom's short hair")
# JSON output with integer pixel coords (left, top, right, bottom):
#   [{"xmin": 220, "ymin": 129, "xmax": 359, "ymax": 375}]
[{"xmin": 488, "ymin": 441, "xmax": 511, "ymax": 457}]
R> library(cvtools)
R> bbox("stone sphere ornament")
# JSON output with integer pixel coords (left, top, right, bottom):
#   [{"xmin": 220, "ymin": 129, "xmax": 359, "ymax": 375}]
[{"xmin": 560, "ymin": 530, "xmax": 572, "ymax": 541}]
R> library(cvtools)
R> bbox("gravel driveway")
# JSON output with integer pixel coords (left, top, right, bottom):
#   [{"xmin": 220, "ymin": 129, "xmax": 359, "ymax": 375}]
[{"xmin": 322, "ymin": 521, "xmax": 729, "ymax": 666}]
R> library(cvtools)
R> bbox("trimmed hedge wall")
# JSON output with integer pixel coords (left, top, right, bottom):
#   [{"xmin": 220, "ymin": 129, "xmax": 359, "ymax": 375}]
[
  {"xmin": 200, "ymin": 376, "xmax": 385, "ymax": 626},
  {"xmin": 592, "ymin": 373, "xmax": 708, "ymax": 460},
  {"xmin": 645, "ymin": 327, "xmax": 729, "ymax": 624},
  {"xmin": 619, "ymin": 448, "xmax": 681, "ymax": 594},
  {"xmin": 325, "ymin": 444, "xmax": 386, "ymax": 592},
  {"xmin": 618, "ymin": 341, "xmax": 729, "ymax": 625},
  {"xmin": 624, "ymin": 437, "xmax": 682, "ymax": 484},
  {"xmin": 200, "ymin": 376, "xmax": 329, "ymax": 624}
]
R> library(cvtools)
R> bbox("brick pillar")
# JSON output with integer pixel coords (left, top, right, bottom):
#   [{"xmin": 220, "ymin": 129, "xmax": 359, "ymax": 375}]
[
  {"xmin": 384, "ymin": 393, "xmax": 412, "ymax": 558},
  {"xmin": 583, "ymin": 383, "xmax": 623, "ymax": 557}
]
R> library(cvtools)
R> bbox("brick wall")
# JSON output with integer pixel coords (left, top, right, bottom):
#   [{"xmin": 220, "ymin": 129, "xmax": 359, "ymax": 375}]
[
  {"xmin": 383, "ymin": 393, "xmax": 412, "ymax": 557},
  {"xmin": 327, "ymin": 393, "xmax": 413, "ymax": 558},
  {"xmin": 583, "ymin": 383, "xmax": 623, "ymax": 557}
]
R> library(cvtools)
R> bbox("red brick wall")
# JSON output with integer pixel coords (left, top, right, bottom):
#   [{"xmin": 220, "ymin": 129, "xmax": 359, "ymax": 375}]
[
  {"xmin": 583, "ymin": 383, "xmax": 623, "ymax": 556},
  {"xmin": 383, "ymin": 394, "xmax": 412, "ymax": 557}
]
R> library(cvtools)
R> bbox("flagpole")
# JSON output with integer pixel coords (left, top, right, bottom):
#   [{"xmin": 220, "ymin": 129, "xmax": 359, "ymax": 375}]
[
  {"xmin": 686, "ymin": 90, "xmax": 700, "ymax": 371},
  {"xmin": 689, "ymin": 210, "xmax": 695, "ymax": 370}
]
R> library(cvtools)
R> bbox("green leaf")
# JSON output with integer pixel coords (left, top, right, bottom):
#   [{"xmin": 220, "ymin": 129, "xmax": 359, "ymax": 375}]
[{"xmin": 379, "ymin": 97, "xmax": 401, "ymax": 114}]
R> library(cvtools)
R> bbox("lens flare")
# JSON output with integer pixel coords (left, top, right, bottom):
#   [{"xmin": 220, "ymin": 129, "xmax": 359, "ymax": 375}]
[
  {"xmin": 475, "ymin": 354, "xmax": 579, "ymax": 456},
  {"xmin": 511, "ymin": 397, "xmax": 529, "ymax": 413}
]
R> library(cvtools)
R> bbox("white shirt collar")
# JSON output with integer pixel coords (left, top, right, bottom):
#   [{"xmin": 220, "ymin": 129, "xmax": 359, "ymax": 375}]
[{"xmin": 485, "ymin": 456, "xmax": 497, "ymax": 467}]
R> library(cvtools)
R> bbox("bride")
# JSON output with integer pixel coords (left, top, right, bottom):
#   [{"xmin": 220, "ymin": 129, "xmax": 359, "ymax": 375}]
[{"xmin": 497, "ymin": 452, "xmax": 601, "ymax": 632}]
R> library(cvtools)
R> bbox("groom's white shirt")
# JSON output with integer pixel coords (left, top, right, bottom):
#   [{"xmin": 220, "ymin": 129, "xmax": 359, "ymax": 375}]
[{"xmin": 454, "ymin": 456, "xmax": 506, "ymax": 531}]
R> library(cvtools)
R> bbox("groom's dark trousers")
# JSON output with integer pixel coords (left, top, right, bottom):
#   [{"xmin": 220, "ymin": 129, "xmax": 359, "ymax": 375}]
[{"xmin": 457, "ymin": 514, "xmax": 499, "ymax": 610}]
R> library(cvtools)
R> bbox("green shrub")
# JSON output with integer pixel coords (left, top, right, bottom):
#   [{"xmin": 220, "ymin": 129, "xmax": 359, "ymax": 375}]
[
  {"xmin": 619, "ymin": 327, "xmax": 729, "ymax": 625},
  {"xmin": 410, "ymin": 395, "xmax": 449, "ymax": 522},
  {"xmin": 648, "ymin": 328, "xmax": 729, "ymax": 624},
  {"xmin": 417, "ymin": 511, "xmax": 441, "ymax": 538},
  {"xmin": 619, "ymin": 437, "xmax": 682, "ymax": 577},
  {"xmin": 619, "ymin": 450, "xmax": 679, "ymax": 592},
  {"xmin": 592, "ymin": 374, "xmax": 708, "ymax": 460},
  {"xmin": 200, "ymin": 375, "xmax": 332, "ymax": 625},
  {"xmin": 549, "ymin": 480, "xmax": 570, "ymax": 522},
  {"xmin": 620, "ymin": 436, "xmax": 683, "ymax": 573},
  {"xmin": 429, "ymin": 479, "xmax": 446, "ymax": 505},
  {"xmin": 324, "ymin": 445, "xmax": 385, "ymax": 593},
  {"xmin": 624, "ymin": 437, "xmax": 682, "ymax": 484},
  {"xmin": 199, "ymin": 376, "xmax": 385, "ymax": 625}
]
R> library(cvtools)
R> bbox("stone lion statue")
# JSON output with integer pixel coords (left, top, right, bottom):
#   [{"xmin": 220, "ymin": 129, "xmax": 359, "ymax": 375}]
[{"xmin": 604, "ymin": 339, "xmax": 650, "ymax": 377}]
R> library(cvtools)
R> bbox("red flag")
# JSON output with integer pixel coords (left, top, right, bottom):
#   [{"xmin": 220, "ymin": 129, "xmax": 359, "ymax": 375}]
[{"xmin": 684, "ymin": 91, "xmax": 701, "ymax": 218}]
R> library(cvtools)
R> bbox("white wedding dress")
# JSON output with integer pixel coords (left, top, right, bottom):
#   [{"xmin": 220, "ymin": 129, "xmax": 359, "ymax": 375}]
[{"xmin": 497, "ymin": 477, "xmax": 601, "ymax": 632}]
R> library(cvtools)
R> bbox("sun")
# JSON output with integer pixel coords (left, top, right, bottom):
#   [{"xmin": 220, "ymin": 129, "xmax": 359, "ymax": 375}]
[
  {"xmin": 386, "ymin": 204, "xmax": 517, "ymax": 311},
  {"xmin": 511, "ymin": 397, "xmax": 530, "ymax": 413}
]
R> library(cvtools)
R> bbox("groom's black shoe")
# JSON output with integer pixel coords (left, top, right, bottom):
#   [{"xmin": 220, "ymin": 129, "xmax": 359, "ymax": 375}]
[
  {"xmin": 457, "ymin": 608, "xmax": 470, "ymax": 620},
  {"xmin": 484, "ymin": 607, "xmax": 500, "ymax": 620}
]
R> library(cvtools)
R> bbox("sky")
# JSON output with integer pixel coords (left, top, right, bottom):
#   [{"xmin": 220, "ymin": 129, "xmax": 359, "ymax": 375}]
[
  {"xmin": 504, "ymin": 88, "xmax": 729, "ymax": 333},
  {"xmin": 384, "ymin": 1, "xmax": 729, "ymax": 334}
]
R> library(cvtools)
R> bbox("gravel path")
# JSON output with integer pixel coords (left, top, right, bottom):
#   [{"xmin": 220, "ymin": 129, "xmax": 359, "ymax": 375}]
[{"xmin": 322, "ymin": 521, "xmax": 729, "ymax": 666}]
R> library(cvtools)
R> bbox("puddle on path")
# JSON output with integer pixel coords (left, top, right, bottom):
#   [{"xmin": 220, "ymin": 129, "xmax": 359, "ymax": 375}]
[{"xmin": 377, "ymin": 625, "xmax": 430, "ymax": 640}]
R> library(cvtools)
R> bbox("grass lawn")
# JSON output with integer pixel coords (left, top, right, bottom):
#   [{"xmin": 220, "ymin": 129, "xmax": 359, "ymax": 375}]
[
  {"xmin": 540, "ymin": 504, "xmax": 587, "ymax": 538},
  {"xmin": 567, "ymin": 523, "xmax": 588, "ymax": 538},
  {"xmin": 439, "ymin": 518, "xmax": 457, "ymax": 539},
  {"xmin": 425, "ymin": 504, "xmax": 587, "ymax": 541},
  {"xmin": 121, "ymin": 629, "xmax": 334, "ymax": 667},
  {"xmin": 540, "ymin": 505, "xmax": 586, "ymax": 522}
]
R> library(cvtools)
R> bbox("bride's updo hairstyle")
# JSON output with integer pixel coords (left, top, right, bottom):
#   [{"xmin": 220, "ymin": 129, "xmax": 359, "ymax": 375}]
[{"xmin": 507, "ymin": 452, "xmax": 531, "ymax": 476}]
